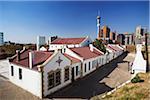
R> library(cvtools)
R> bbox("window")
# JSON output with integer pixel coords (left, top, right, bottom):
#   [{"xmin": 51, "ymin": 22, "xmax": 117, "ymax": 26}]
[
  {"xmin": 48, "ymin": 72, "xmax": 54, "ymax": 89},
  {"xmin": 88, "ymin": 62, "xmax": 91, "ymax": 70},
  {"xmin": 64, "ymin": 67, "xmax": 69, "ymax": 81},
  {"xmin": 76, "ymin": 66, "xmax": 79, "ymax": 76},
  {"xmin": 47, "ymin": 69, "xmax": 61, "ymax": 90},
  {"xmin": 11, "ymin": 66, "xmax": 14, "ymax": 76},
  {"xmin": 84, "ymin": 63, "xmax": 87, "ymax": 72},
  {"xmin": 64, "ymin": 48, "xmax": 66, "ymax": 53},
  {"xmin": 19, "ymin": 68, "xmax": 22, "ymax": 80},
  {"xmin": 55, "ymin": 70, "xmax": 61, "ymax": 86}
]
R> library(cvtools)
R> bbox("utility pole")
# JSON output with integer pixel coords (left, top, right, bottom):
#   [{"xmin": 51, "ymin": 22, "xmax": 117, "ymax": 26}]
[{"xmin": 145, "ymin": 32, "xmax": 149, "ymax": 72}]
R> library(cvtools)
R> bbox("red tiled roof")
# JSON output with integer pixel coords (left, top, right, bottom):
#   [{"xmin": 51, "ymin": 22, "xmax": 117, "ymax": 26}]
[
  {"xmin": 11, "ymin": 50, "xmax": 53, "ymax": 70},
  {"xmin": 64, "ymin": 53, "xmax": 81, "ymax": 63},
  {"xmin": 107, "ymin": 46, "xmax": 117, "ymax": 52},
  {"xmin": 70, "ymin": 47, "xmax": 103, "ymax": 60},
  {"xmin": 51, "ymin": 37, "xmax": 86, "ymax": 44},
  {"xmin": 107, "ymin": 45, "xmax": 122, "ymax": 52}
]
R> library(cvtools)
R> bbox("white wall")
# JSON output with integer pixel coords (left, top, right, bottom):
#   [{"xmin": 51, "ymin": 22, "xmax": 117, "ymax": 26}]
[
  {"xmin": 71, "ymin": 62, "xmax": 82, "ymax": 80},
  {"xmin": 43, "ymin": 52, "xmax": 72, "ymax": 96},
  {"xmin": 49, "ymin": 44, "xmax": 66, "ymax": 51},
  {"xmin": 82, "ymin": 56, "xmax": 103, "ymax": 76},
  {"xmin": 9, "ymin": 63, "xmax": 42, "ymax": 98}
]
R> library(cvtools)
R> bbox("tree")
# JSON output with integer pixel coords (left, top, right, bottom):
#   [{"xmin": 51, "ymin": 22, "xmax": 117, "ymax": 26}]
[{"xmin": 92, "ymin": 39, "xmax": 106, "ymax": 53}]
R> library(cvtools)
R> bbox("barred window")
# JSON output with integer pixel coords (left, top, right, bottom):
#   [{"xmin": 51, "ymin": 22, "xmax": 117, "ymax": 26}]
[
  {"xmin": 88, "ymin": 62, "xmax": 91, "ymax": 70},
  {"xmin": 19, "ymin": 68, "xmax": 22, "ymax": 80},
  {"xmin": 84, "ymin": 63, "xmax": 87, "ymax": 72},
  {"xmin": 64, "ymin": 67, "xmax": 69, "ymax": 81},
  {"xmin": 55, "ymin": 69, "xmax": 61, "ymax": 86},
  {"xmin": 11, "ymin": 66, "xmax": 14, "ymax": 76},
  {"xmin": 48, "ymin": 71, "xmax": 54, "ymax": 89}
]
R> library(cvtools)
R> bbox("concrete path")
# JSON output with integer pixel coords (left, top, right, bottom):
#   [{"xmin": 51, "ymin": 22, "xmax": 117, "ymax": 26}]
[
  {"xmin": 0, "ymin": 59, "xmax": 9, "ymax": 79},
  {"xmin": 47, "ymin": 52, "xmax": 133, "ymax": 99},
  {"xmin": 0, "ymin": 77, "xmax": 41, "ymax": 100},
  {"xmin": 100, "ymin": 52, "xmax": 135, "ymax": 88}
]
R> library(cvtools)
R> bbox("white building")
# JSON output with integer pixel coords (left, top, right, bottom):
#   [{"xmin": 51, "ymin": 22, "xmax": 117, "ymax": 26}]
[
  {"xmin": 131, "ymin": 44, "xmax": 146, "ymax": 74},
  {"xmin": 106, "ymin": 44, "xmax": 124, "ymax": 62},
  {"xmin": 65, "ymin": 44, "xmax": 104, "ymax": 77},
  {"xmin": 9, "ymin": 44, "xmax": 105, "ymax": 98},
  {"xmin": 9, "ymin": 35, "xmax": 125, "ymax": 98},
  {"xmin": 49, "ymin": 36, "xmax": 92, "ymax": 50},
  {"xmin": 37, "ymin": 36, "xmax": 46, "ymax": 51}
]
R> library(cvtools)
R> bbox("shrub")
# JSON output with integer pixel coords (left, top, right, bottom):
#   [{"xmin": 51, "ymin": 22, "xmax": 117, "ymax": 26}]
[{"xmin": 131, "ymin": 74, "xmax": 144, "ymax": 83}]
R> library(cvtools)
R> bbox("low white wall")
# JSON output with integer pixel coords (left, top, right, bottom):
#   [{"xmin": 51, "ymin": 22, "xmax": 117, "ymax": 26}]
[{"xmin": 9, "ymin": 63, "xmax": 42, "ymax": 98}]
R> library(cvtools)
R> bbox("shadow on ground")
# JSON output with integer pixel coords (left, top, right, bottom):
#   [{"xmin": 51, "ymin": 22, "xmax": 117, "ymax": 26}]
[{"xmin": 47, "ymin": 52, "xmax": 128, "ymax": 99}]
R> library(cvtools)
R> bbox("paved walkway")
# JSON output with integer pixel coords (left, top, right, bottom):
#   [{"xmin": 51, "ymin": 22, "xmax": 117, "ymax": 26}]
[
  {"xmin": 0, "ymin": 77, "xmax": 41, "ymax": 100},
  {"xmin": 47, "ymin": 52, "xmax": 134, "ymax": 99},
  {"xmin": 0, "ymin": 59, "xmax": 9, "ymax": 79}
]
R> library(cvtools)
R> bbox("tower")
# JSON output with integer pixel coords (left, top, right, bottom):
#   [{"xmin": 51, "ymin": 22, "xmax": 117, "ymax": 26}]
[
  {"xmin": 36, "ymin": 36, "xmax": 46, "ymax": 51},
  {"xmin": 97, "ymin": 15, "xmax": 101, "ymax": 40},
  {"xmin": 0, "ymin": 32, "xmax": 4, "ymax": 46}
]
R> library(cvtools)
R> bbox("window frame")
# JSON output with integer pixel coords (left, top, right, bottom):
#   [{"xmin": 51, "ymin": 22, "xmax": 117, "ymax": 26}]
[
  {"xmin": 84, "ymin": 63, "xmax": 87, "ymax": 72},
  {"xmin": 64, "ymin": 67, "xmax": 69, "ymax": 82},
  {"xmin": 11, "ymin": 66, "xmax": 14, "ymax": 76},
  {"xmin": 47, "ymin": 71, "xmax": 54, "ymax": 90},
  {"xmin": 76, "ymin": 66, "xmax": 79, "ymax": 76},
  {"xmin": 19, "ymin": 68, "xmax": 22, "ymax": 80},
  {"xmin": 55, "ymin": 69, "xmax": 61, "ymax": 86},
  {"xmin": 88, "ymin": 62, "xmax": 91, "ymax": 70}
]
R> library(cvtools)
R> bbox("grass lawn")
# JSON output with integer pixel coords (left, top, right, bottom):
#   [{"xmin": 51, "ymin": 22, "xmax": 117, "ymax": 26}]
[{"xmin": 91, "ymin": 73, "xmax": 150, "ymax": 100}]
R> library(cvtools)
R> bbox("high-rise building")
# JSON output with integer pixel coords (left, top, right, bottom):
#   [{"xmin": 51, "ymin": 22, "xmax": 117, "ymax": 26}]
[
  {"xmin": 117, "ymin": 34, "xmax": 125, "ymax": 45},
  {"xmin": 136, "ymin": 26, "xmax": 144, "ymax": 38},
  {"xmin": 36, "ymin": 36, "xmax": 46, "ymax": 51},
  {"xmin": 0, "ymin": 32, "xmax": 4, "ymax": 46},
  {"xmin": 110, "ymin": 31, "xmax": 116, "ymax": 43},
  {"xmin": 124, "ymin": 32, "xmax": 133, "ymax": 45},
  {"xmin": 97, "ymin": 15, "xmax": 101, "ymax": 40},
  {"xmin": 101, "ymin": 25, "xmax": 110, "ymax": 40},
  {"xmin": 135, "ymin": 26, "xmax": 148, "ymax": 44}
]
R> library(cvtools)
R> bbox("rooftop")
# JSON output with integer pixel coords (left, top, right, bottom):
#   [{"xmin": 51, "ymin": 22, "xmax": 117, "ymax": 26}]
[
  {"xmin": 71, "ymin": 46, "xmax": 103, "ymax": 60},
  {"xmin": 51, "ymin": 37, "xmax": 86, "ymax": 44},
  {"xmin": 64, "ymin": 53, "xmax": 81, "ymax": 64},
  {"xmin": 11, "ymin": 50, "xmax": 53, "ymax": 70}
]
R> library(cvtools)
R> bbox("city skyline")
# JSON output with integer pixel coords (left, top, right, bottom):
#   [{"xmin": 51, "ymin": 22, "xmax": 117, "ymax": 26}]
[{"xmin": 0, "ymin": 1, "xmax": 149, "ymax": 43}]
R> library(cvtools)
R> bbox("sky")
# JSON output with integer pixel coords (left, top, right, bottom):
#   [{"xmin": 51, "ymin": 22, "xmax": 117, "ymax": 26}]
[{"xmin": 0, "ymin": 1, "xmax": 149, "ymax": 43}]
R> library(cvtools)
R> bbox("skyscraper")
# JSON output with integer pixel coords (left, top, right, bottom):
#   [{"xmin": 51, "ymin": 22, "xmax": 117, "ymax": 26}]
[
  {"xmin": 36, "ymin": 36, "xmax": 46, "ymax": 51},
  {"xmin": 0, "ymin": 32, "xmax": 4, "ymax": 46},
  {"xmin": 97, "ymin": 15, "xmax": 101, "ymax": 40}
]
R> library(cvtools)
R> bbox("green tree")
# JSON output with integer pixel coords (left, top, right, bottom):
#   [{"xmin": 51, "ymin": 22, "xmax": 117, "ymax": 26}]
[{"xmin": 92, "ymin": 39, "xmax": 106, "ymax": 53}]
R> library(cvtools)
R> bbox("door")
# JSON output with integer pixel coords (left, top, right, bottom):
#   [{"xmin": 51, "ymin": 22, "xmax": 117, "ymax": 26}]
[{"xmin": 71, "ymin": 67, "xmax": 75, "ymax": 82}]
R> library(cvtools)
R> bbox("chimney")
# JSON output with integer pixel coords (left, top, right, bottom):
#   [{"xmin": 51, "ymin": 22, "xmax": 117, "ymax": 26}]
[
  {"xmin": 29, "ymin": 51, "xmax": 34, "ymax": 69},
  {"xmin": 89, "ymin": 44, "xmax": 94, "ymax": 52},
  {"xmin": 16, "ymin": 50, "xmax": 20, "ymax": 62}
]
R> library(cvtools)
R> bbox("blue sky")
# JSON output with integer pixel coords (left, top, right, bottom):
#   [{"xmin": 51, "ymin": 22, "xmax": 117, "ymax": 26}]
[{"xmin": 0, "ymin": 1, "xmax": 149, "ymax": 43}]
